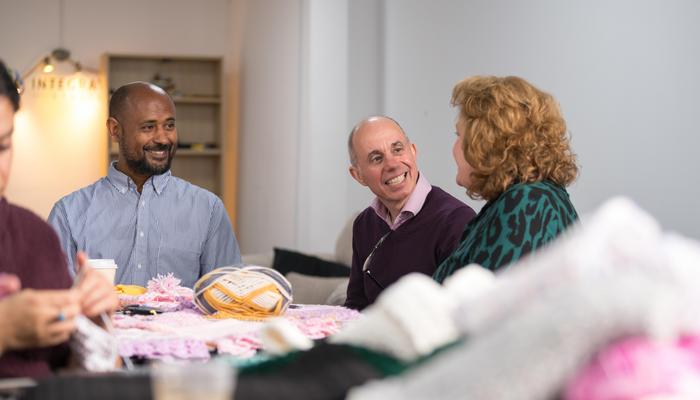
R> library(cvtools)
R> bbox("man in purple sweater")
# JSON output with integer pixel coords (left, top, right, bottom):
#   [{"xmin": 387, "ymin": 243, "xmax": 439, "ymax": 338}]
[{"xmin": 344, "ymin": 116, "xmax": 476, "ymax": 310}]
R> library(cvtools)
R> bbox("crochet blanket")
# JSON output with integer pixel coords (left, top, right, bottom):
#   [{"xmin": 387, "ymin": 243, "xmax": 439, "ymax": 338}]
[{"xmin": 113, "ymin": 305, "xmax": 361, "ymax": 360}]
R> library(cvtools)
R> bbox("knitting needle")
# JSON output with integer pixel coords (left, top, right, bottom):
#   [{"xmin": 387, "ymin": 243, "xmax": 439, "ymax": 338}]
[{"xmin": 74, "ymin": 261, "xmax": 134, "ymax": 371}]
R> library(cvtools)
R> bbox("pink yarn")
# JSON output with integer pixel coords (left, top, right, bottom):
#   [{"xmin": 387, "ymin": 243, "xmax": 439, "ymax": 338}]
[
  {"xmin": 216, "ymin": 335, "xmax": 263, "ymax": 358},
  {"xmin": 118, "ymin": 273, "xmax": 195, "ymax": 311},
  {"xmin": 564, "ymin": 334, "xmax": 700, "ymax": 400},
  {"xmin": 285, "ymin": 304, "xmax": 361, "ymax": 325},
  {"xmin": 119, "ymin": 338, "xmax": 211, "ymax": 360},
  {"xmin": 141, "ymin": 273, "xmax": 194, "ymax": 305},
  {"xmin": 285, "ymin": 305, "xmax": 362, "ymax": 339},
  {"xmin": 114, "ymin": 305, "xmax": 360, "ymax": 360},
  {"xmin": 146, "ymin": 273, "xmax": 193, "ymax": 297},
  {"xmin": 113, "ymin": 309, "xmax": 206, "ymax": 331}
]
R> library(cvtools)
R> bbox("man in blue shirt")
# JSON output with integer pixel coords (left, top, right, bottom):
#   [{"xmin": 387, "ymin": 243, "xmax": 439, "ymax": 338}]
[{"xmin": 49, "ymin": 82, "xmax": 240, "ymax": 288}]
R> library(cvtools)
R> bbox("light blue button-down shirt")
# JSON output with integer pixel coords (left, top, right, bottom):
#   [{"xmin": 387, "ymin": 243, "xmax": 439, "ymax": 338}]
[{"xmin": 48, "ymin": 162, "xmax": 241, "ymax": 288}]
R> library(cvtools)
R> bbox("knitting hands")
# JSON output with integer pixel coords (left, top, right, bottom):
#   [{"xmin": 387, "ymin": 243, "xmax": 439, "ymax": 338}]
[
  {"xmin": 0, "ymin": 278, "xmax": 81, "ymax": 353},
  {"xmin": 74, "ymin": 252, "xmax": 119, "ymax": 320}
]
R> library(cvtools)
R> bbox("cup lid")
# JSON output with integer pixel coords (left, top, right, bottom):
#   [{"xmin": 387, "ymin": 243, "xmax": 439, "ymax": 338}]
[{"xmin": 88, "ymin": 259, "xmax": 117, "ymax": 268}]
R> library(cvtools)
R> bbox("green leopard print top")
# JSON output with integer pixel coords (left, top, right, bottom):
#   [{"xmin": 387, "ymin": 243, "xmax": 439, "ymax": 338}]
[{"xmin": 433, "ymin": 180, "xmax": 578, "ymax": 283}]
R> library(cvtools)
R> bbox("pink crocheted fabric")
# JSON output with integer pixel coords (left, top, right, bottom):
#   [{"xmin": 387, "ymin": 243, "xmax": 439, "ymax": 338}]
[
  {"xmin": 564, "ymin": 334, "xmax": 700, "ymax": 400},
  {"xmin": 215, "ymin": 335, "xmax": 263, "ymax": 358},
  {"xmin": 118, "ymin": 273, "xmax": 195, "ymax": 312},
  {"xmin": 285, "ymin": 305, "xmax": 362, "ymax": 339},
  {"xmin": 119, "ymin": 338, "xmax": 211, "ymax": 360},
  {"xmin": 114, "ymin": 305, "xmax": 361, "ymax": 360}
]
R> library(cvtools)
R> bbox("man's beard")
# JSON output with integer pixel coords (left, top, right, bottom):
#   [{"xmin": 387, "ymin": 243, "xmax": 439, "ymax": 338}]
[{"xmin": 120, "ymin": 139, "xmax": 175, "ymax": 176}]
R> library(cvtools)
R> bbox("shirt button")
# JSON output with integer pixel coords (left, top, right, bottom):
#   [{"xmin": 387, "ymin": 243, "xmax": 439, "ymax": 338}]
[
  {"xmin": 137, "ymin": 263, "xmax": 142, "ymax": 269},
  {"xmin": 139, "ymin": 231, "xmax": 144, "ymax": 237},
  {"xmin": 140, "ymin": 201, "xmax": 145, "ymax": 207}
]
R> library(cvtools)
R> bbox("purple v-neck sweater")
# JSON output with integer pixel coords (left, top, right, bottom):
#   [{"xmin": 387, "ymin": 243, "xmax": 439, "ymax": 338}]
[{"xmin": 345, "ymin": 186, "xmax": 476, "ymax": 310}]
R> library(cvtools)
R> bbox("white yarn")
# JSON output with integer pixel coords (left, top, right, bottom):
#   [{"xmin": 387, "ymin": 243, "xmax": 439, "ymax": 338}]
[
  {"xmin": 331, "ymin": 273, "xmax": 459, "ymax": 362},
  {"xmin": 70, "ymin": 315, "xmax": 118, "ymax": 372},
  {"xmin": 260, "ymin": 318, "xmax": 313, "ymax": 356},
  {"xmin": 442, "ymin": 264, "xmax": 496, "ymax": 305}
]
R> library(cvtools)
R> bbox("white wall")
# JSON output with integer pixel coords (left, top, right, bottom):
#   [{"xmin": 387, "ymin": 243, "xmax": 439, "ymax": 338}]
[
  {"xmin": 296, "ymin": 0, "xmax": 351, "ymax": 252},
  {"xmin": 382, "ymin": 0, "xmax": 700, "ymax": 238},
  {"xmin": 238, "ymin": 0, "xmax": 377, "ymax": 254},
  {"xmin": 236, "ymin": 0, "xmax": 303, "ymax": 253},
  {"xmin": 347, "ymin": 0, "xmax": 385, "ymax": 214}
]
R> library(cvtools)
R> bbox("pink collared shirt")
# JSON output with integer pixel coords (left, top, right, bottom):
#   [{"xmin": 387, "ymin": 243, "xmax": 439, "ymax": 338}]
[{"xmin": 370, "ymin": 173, "xmax": 432, "ymax": 230}]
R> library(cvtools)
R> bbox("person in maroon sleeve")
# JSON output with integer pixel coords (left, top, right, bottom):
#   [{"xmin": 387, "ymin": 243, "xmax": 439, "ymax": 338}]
[
  {"xmin": 344, "ymin": 116, "xmax": 476, "ymax": 310},
  {"xmin": 0, "ymin": 59, "xmax": 119, "ymax": 378}
]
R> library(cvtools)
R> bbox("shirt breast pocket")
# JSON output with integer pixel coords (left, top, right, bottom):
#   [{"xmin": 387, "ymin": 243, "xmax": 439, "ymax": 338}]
[{"xmin": 157, "ymin": 245, "xmax": 202, "ymax": 287}]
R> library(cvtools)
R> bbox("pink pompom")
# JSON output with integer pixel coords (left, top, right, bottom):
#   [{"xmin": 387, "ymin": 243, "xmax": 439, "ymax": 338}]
[{"xmin": 144, "ymin": 273, "xmax": 194, "ymax": 301}]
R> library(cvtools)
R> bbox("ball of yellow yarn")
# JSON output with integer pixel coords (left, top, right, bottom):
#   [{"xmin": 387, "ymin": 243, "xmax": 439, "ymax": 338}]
[{"xmin": 193, "ymin": 266, "xmax": 293, "ymax": 321}]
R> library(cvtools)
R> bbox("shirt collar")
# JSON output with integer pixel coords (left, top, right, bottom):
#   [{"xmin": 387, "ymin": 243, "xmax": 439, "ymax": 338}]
[
  {"xmin": 371, "ymin": 172, "xmax": 432, "ymax": 229},
  {"xmin": 107, "ymin": 161, "xmax": 171, "ymax": 195}
]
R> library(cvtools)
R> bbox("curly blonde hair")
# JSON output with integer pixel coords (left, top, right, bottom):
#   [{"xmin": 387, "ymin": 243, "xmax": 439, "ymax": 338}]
[{"xmin": 451, "ymin": 76, "xmax": 578, "ymax": 201}]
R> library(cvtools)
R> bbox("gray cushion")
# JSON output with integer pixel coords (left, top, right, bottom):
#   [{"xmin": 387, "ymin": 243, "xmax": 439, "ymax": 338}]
[
  {"xmin": 286, "ymin": 272, "xmax": 349, "ymax": 305},
  {"xmin": 325, "ymin": 280, "xmax": 349, "ymax": 306}
]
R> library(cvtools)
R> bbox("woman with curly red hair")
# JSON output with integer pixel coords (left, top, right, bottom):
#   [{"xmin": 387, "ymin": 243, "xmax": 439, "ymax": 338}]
[{"xmin": 434, "ymin": 75, "xmax": 579, "ymax": 283}]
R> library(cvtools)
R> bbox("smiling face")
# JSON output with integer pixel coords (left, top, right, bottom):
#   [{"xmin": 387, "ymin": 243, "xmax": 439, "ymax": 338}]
[
  {"xmin": 453, "ymin": 116, "xmax": 474, "ymax": 189},
  {"xmin": 108, "ymin": 84, "xmax": 177, "ymax": 187},
  {"xmin": 349, "ymin": 117, "xmax": 418, "ymax": 217},
  {"xmin": 0, "ymin": 96, "xmax": 14, "ymax": 197}
]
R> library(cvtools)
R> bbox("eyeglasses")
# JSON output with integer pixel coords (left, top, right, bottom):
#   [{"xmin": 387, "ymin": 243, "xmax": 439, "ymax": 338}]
[{"xmin": 362, "ymin": 231, "xmax": 390, "ymax": 289}]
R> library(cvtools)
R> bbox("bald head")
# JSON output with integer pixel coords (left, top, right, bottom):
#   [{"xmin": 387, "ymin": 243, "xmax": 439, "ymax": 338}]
[
  {"xmin": 348, "ymin": 116, "xmax": 408, "ymax": 166},
  {"xmin": 107, "ymin": 81, "xmax": 178, "ymax": 190},
  {"xmin": 109, "ymin": 81, "xmax": 173, "ymax": 121}
]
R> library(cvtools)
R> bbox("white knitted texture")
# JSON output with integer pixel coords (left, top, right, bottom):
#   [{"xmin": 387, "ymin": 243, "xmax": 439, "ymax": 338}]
[
  {"xmin": 442, "ymin": 264, "xmax": 496, "ymax": 305},
  {"xmin": 70, "ymin": 315, "xmax": 118, "ymax": 372},
  {"xmin": 331, "ymin": 273, "xmax": 459, "ymax": 362},
  {"xmin": 260, "ymin": 318, "xmax": 313, "ymax": 355}
]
